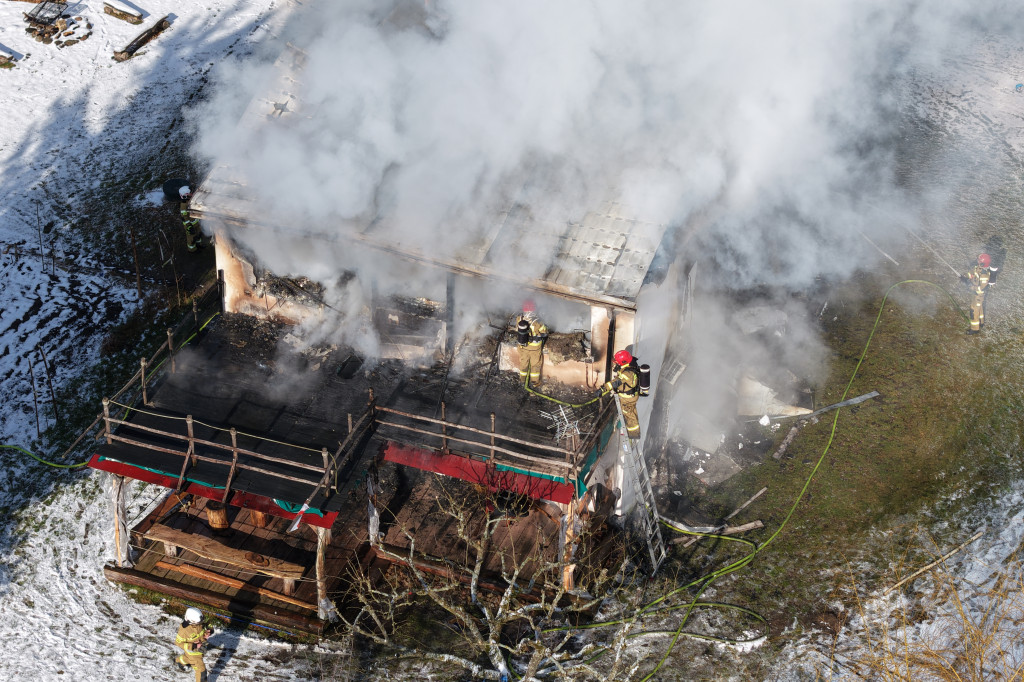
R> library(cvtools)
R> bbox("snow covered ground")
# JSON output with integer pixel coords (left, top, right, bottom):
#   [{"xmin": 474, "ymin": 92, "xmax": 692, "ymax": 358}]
[
  {"xmin": 0, "ymin": 1, "xmax": 337, "ymax": 679},
  {"xmin": 773, "ymin": 484, "xmax": 1024, "ymax": 680}
]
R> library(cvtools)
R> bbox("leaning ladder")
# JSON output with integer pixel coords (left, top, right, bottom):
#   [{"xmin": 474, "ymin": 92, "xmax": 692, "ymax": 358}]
[{"xmin": 613, "ymin": 393, "xmax": 667, "ymax": 573}]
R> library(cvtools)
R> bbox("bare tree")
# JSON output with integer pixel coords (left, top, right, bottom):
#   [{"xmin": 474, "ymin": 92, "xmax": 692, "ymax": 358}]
[{"xmin": 340, "ymin": 476, "xmax": 649, "ymax": 681}]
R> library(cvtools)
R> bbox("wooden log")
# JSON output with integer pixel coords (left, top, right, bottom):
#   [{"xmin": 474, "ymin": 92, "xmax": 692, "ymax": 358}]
[
  {"xmin": 103, "ymin": 564, "xmax": 324, "ymax": 634},
  {"xmin": 154, "ymin": 560, "xmax": 318, "ymax": 611},
  {"xmin": 884, "ymin": 529, "xmax": 985, "ymax": 595},
  {"xmin": 251, "ymin": 510, "xmax": 270, "ymax": 529},
  {"xmin": 144, "ymin": 524, "xmax": 305, "ymax": 580},
  {"xmin": 674, "ymin": 520, "xmax": 765, "ymax": 547},
  {"xmin": 113, "ymin": 15, "xmax": 169, "ymax": 62},
  {"xmin": 205, "ymin": 501, "xmax": 229, "ymax": 531},
  {"xmin": 103, "ymin": 1, "xmax": 143, "ymax": 24}
]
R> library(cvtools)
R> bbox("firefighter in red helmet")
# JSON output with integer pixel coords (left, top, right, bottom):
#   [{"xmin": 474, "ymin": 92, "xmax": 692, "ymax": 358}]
[
  {"xmin": 602, "ymin": 350, "xmax": 641, "ymax": 440},
  {"xmin": 515, "ymin": 299, "xmax": 548, "ymax": 387},
  {"xmin": 961, "ymin": 253, "xmax": 991, "ymax": 334}
]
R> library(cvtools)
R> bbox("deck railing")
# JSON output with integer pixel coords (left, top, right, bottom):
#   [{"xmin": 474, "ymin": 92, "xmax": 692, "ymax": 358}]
[
  {"xmin": 97, "ymin": 271, "xmax": 614, "ymax": 502},
  {"xmin": 372, "ymin": 390, "xmax": 616, "ymax": 488}
]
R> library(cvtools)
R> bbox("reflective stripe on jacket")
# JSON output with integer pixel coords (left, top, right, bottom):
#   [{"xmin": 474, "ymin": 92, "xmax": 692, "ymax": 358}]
[
  {"xmin": 176, "ymin": 623, "xmax": 207, "ymax": 653},
  {"xmin": 604, "ymin": 367, "xmax": 639, "ymax": 396},
  {"xmin": 518, "ymin": 318, "xmax": 548, "ymax": 348},
  {"xmin": 969, "ymin": 266, "xmax": 990, "ymax": 295}
]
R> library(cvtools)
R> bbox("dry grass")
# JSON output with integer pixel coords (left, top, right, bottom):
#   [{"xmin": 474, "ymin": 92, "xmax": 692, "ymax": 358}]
[{"xmin": 832, "ymin": 532, "xmax": 1024, "ymax": 681}]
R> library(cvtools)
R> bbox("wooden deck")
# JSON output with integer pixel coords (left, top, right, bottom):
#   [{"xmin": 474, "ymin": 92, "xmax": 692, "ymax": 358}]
[
  {"xmin": 97, "ymin": 312, "xmax": 619, "ymax": 635},
  {"xmin": 109, "ymin": 467, "xmax": 572, "ymax": 635},
  {"xmin": 110, "ymin": 491, "xmax": 373, "ymax": 635}
]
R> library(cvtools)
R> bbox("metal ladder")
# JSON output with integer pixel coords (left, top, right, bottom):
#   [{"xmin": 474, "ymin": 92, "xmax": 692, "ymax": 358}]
[{"xmin": 613, "ymin": 394, "xmax": 667, "ymax": 573}]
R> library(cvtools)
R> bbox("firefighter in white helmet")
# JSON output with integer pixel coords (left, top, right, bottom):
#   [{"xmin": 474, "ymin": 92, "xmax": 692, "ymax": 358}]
[
  {"xmin": 178, "ymin": 186, "xmax": 203, "ymax": 253},
  {"xmin": 174, "ymin": 607, "xmax": 212, "ymax": 682}
]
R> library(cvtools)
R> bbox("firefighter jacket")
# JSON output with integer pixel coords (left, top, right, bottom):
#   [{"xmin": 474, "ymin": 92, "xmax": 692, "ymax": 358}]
[
  {"xmin": 604, "ymin": 365, "xmax": 640, "ymax": 396},
  {"xmin": 518, "ymin": 317, "xmax": 549, "ymax": 349},
  {"xmin": 181, "ymin": 211, "xmax": 199, "ymax": 233},
  {"xmin": 175, "ymin": 622, "xmax": 209, "ymax": 655},
  {"xmin": 967, "ymin": 265, "xmax": 990, "ymax": 295}
]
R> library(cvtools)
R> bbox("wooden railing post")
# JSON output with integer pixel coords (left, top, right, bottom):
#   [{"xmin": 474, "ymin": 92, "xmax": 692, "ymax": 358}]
[
  {"xmin": 102, "ymin": 397, "xmax": 112, "ymax": 444},
  {"xmin": 489, "ymin": 412, "xmax": 496, "ymax": 463},
  {"xmin": 222, "ymin": 428, "xmax": 238, "ymax": 503},
  {"xmin": 186, "ymin": 415, "xmax": 195, "ymax": 465},
  {"xmin": 139, "ymin": 357, "xmax": 149, "ymax": 406},
  {"xmin": 166, "ymin": 328, "xmax": 175, "ymax": 374},
  {"xmin": 441, "ymin": 402, "xmax": 448, "ymax": 453}
]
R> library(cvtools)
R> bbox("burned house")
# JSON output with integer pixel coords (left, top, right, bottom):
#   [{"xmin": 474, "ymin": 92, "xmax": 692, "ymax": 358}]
[{"xmin": 86, "ymin": 6, "xmax": 815, "ymax": 637}]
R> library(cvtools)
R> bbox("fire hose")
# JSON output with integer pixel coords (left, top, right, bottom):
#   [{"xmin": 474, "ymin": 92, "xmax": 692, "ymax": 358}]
[{"xmin": 508, "ymin": 279, "xmax": 971, "ymax": 680}]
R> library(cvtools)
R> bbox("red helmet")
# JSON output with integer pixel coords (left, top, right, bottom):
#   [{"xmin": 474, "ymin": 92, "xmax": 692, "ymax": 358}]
[
  {"xmin": 978, "ymin": 253, "xmax": 991, "ymax": 268},
  {"xmin": 522, "ymin": 299, "xmax": 536, "ymax": 313},
  {"xmin": 613, "ymin": 350, "xmax": 633, "ymax": 366}
]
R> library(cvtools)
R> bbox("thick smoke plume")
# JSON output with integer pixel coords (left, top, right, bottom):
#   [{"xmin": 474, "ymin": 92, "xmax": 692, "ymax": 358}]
[
  {"xmin": 191, "ymin": 0, "xmax": 1023, "ymax": 446},
  {"xmin": 193, "ymin": 0, "xmax": 1019, "ymax": 290}
]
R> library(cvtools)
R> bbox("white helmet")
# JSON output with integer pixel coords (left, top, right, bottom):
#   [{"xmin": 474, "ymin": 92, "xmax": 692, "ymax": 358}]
[
  {"xmin": 178, "ymin": 185, "xmax": 192, "ymax": 200},
  {"xmin": 184, "ymin": 607, "xmax": 203, "ymax": 624}
]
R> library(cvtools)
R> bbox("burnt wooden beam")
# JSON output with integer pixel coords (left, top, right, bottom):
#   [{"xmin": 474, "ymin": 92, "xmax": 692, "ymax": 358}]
[{"xmin": 103, "ymin": 564, "xmax": 324, "ymax": 634}]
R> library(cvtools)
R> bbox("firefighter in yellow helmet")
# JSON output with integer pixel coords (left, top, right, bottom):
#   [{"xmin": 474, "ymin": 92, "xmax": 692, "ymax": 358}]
[
  {"xmin": 961, "ymin": 253, "xmax": 991, "ymax": 334},
  {"xmin": 174, "ymin": 607, "xmax": 212, "ymax": 682},
  {"xmin": 602, "ymin": 350, "xmax": 641, "ymax": 440},
  {"xmin": 516, "ymin": 299, "xmax": 548, "ymax": 387}
]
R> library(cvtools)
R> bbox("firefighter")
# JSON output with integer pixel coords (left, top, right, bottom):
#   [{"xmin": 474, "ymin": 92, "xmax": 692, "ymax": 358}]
[
  {"xmin": 179, "ymin": 186, "xmax": 203, "ymax": 253},
  {"xmin": 961, "ymin": 253, "xmax": 991, "ymax": 334},
  {"xmin": 174, "ymin": 607, "xmax": 212, "ymax": 682},
  {"xmin": 516, "ymin": 300, "xmax": 548, "ymax": 387},
  {"xmin": 601, "ymin": 350, "xmax": 641, "ymax": 440}
]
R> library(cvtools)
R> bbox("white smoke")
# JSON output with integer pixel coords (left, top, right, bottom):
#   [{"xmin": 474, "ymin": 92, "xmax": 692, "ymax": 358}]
[
  {"xmin": 192, "ymin": 0, "xmax": 1021, "ymax": 292},
  {"xmin": 190, "ymin": 0, "xmax": 1024, "ymax": 439}
]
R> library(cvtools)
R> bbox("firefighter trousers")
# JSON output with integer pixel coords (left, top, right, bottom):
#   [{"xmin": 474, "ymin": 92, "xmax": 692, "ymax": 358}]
[
  {"xmin": 519, "ymin": 345, "xmax": 543, "ymax": 386},
  {"xmin": 971, "ymin": 292, "xmax": 986, "ymax": 331},
  {"xmin": 619, "ymin": 393, "xmax": 640, "ymax": 439},
  {"xmin": 176, "ymin": 651, "xmax": 207, "ymax": 682}
]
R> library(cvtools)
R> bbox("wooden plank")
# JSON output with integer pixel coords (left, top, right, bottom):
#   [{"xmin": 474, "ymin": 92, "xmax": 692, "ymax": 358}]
[
  {"xmin": 104, "ymin": 564, "xmax": 323, "ymax": 634},
  {"xmin": 155, "ymin": 560, "xmax": 318, "ymax": 611},
  {"xmin": 144, "ymin": 524, "xmax": 305, "ymax": 580}
]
